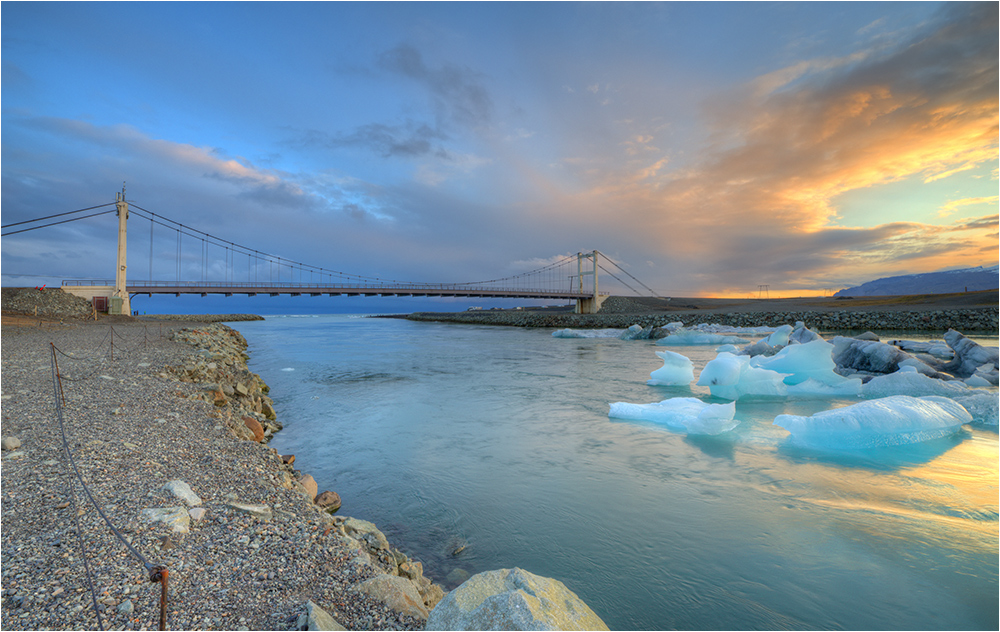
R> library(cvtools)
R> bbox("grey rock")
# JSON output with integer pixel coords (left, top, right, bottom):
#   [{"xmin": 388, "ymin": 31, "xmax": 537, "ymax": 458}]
[
  {"xmin": 299, "ymin": 474, "xmax": 318, "ymax": 499},
  {"xmin": 426, "ymin": 567, "xmax": 609, "ymax": 631},
  {"xmin": 447, "ymin": 568, "xmax": 472, "ymax": 586},
  {"xmin": 226, "ymin": 501, "xmax": 273, "ymax": 521},
  {"xmin": 117, "ymin": 599, "xmax": 134, "ymax": 615},
  {"xmin": 355, "ymin": 574, "xmax": 429, "ymax": 619},
  {"xmin": 140, "ymin": 507, "xmax": 190, "ymax": 534},
  {"xmin": 342, "ymin": 517, "xmax": 390, "ymax": 551},
  {"xmin": 1, "ymin": 436, "xmax": 22, "ymax": 451},
  {"xmin": 163, "ymin": 480, "xmax": 203, "ymax": 507},
  {"xmin": 304, "ymin": 600, "xmax": 347, "ymax": 631}
]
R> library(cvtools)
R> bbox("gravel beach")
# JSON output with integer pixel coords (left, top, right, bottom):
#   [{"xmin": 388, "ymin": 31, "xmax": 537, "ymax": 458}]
[{"xmin": 1, "ymin": 318, "xmax": 431, "ymax": 631}]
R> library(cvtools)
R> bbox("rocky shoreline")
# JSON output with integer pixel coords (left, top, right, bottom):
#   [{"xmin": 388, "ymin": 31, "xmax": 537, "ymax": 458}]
[
  {"xmin": 1, "ymin": 320, "xmax": 445, "ymax": 630},
  {"xmin": 140, "ymin": 314, "xmax": 266, "ymax": 323},
  {"xmin": 406, "ymin": 306, "xmax": 999, "ymax": 333}
]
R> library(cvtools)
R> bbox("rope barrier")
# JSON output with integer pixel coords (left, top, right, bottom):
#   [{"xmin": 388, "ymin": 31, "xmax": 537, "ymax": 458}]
[{"xmin": 49, "ymin": 338, "xmax": 169, "ymax": 630}]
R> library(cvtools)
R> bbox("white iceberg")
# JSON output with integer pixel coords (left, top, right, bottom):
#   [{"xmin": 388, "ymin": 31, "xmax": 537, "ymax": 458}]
[
  {"xmin": 862, "ymin": 366, "xmax": 998, "ymax": 426},
  {"xmin": 609, "ymin": 398, "xmax": 738, "ymax": 435},
  {"xmin": 696, "ymin": 352, "xmax": 789, "ymax": 400},
  {"xmin": 774, "ymin": 395, "xmax": 972, "ymax": 448},
  {"xmin": 648, "ymin": 350, "xmax": 695, "ymax": 386},
  {"xmin": 752, "ymin": 339, "xmax": 861, "ymax": 394}
]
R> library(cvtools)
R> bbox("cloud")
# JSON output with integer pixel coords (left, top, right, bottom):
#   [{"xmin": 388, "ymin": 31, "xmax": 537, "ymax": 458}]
[
  {"xmin": 293, "ymin": 121, "xmax": 450, "ymax": 159},
  {"xmin": 937, "ymin": 196, "xmax": 999, "ymax": 218},
  {"xmin": 551, "ymin": 2, "xmax": 997, "ymax": 294},
  {"xmin": 377, "ymin": 43, "xmax": 494, "ymax": 130}
]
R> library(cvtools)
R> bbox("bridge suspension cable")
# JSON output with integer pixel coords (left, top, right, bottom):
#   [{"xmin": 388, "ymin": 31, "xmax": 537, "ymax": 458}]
[
  {"xmin": 595, "ymin": 250, "xmax": 663, "ymax": 298},
  {"xmin": 1, "ymin": 204, "xmax": 118, "ymax": 237}
]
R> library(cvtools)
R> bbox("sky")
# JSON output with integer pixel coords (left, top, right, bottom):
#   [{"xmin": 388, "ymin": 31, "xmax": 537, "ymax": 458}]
[{"xmin": 2, "ymin": 1, "xmax": 997, "ymax": 309}]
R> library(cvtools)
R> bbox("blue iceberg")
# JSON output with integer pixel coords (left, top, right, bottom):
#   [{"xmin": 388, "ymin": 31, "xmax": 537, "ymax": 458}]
[
  {"xmin": 609, "ymin": 398, "xmax": 738, "ymax": 435},
  {"xmin": 774, "ymin": 395, "xmax": 972, "ymax": 448}
]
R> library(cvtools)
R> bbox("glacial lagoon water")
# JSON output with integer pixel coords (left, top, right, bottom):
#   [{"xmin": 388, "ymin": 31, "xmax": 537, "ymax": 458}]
[{"xmin": 229, "ymin": 315, "xmax": 998, "ymax": 630}]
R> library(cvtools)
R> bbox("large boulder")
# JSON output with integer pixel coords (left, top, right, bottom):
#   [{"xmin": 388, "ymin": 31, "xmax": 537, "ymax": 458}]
[
  {"xmin": 355, "ymin": 574, "xmax": 429, "ymax": 619},
  {"xmin": 300, "ymin": 600, "xmax": 346, "ymax": 631},
  {"xmin": 425, "ymin": 567, "xmax": 609, "ymax": 631}
]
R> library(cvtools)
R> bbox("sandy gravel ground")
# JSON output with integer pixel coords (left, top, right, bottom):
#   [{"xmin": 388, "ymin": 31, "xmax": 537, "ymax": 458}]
[{"xmin": 0, "ymin": 321, "xmax": 424, "ymax": 631}]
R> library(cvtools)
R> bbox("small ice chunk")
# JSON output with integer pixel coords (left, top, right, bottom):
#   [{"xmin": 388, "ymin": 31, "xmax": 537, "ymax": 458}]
[
  {"xmin": 658, "ymin": 332, "xmax": 749, "ymax": 346},
  {"xmin": 764, "ymin": 324, "xmax": 792, "ymax": 348},
  {"xmin": 789, "ymin": 321, "xmax": 822, "ymax": 344},
  {"xmin": 774, "ymin": 395, "xmax": 972, "ymax": 448},
  {"xmin": 609, "ymin": 398, "xmax": 738, "ymax": 435},
  {"xmin": 696, "ymin": 352, "xmax": 788, "ymax": 400},
  {"xmin": 648, "ymin": 350, "xmax": 694, "ymax": 386},
  {"xmin": 620, "ymin": 324, "xmax": 653, "ymax": 340},
  {"xmin": 552, "ymin": 328, "xmax": 624, "ymax": 339},
  {"xmin": 953, "ymin": 392, "xmax": 999, "ymax": 427}
]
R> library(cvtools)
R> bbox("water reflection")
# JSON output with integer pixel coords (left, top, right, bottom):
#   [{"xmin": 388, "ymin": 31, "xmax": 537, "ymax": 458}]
[{"xmin": 776, "ymin": 429, "xmax": 972, "ymax": 471}]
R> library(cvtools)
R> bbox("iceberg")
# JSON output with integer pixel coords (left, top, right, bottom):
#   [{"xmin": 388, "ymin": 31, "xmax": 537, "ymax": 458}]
[
  {"xmin": 752, "ymin": 339, "xmax": 860, "ymax": 392},
  {"xmin": 786, "ymin": 378, "xmax": 865, "ymax": 398},
  {"xmin": 696, "ymin": 352, "xmax": 789, "ymax": 400},
  {"xmin": 788, "ymin": 321, "xmax": 822, "ymax": 344},
  {"xmin": 774, "ymin": 395, "xmax": 972, "ymax": 448},
  {"xmin": 831, "ymin": 337, "xmax": 945, "ymax": 378},
  {"xmin": 862, "ymin": 366, "xmax": 998, "ymax": 426},
  {"xmin": 609, "ymin": 398, "xmax": 738, "ymax": 435},
  {"xmin": 648, "ymin": 350, "xmax": 694, "ymax": 386},
  {"xmin": 888, "ymin": 339, "xmax": 955, "ymax": 361},
  {"xmin": 552, "ymin": 328, "xmax": 625, "ymax": 339},
  {"xmin": 862, "ymin": 366, "xmax": 972, "ymax": 399},
  {"xmin": 939, "ymin": 329, "xmax": 999, "ymax": 380},
  {"xmin": 764, "ymin": 324, "xmax": 792, "ymax": 348},
  {"xmin": 658, "ymin": 332, "xmax": 750, "ymax": 346},
  {"xmin": 952, "ymin": 392, "xmax": 999, "ymax": 427}
]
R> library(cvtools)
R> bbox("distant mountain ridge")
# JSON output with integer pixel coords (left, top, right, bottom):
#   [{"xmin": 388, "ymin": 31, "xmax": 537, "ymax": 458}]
[{"xmin": 834, "ymin": 265, "xmax": 1000, "ymax": 297}]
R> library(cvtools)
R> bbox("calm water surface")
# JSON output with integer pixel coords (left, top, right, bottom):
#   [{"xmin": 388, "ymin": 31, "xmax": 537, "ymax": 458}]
[{"xmin": 230, "ymin": 315, "xmax": 998, "ymax": 630}]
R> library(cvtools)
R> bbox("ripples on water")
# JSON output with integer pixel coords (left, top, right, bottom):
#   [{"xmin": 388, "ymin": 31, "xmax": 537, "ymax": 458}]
[{"xmin": 230, "ymin": 315, "xmax": 998, "ymax": 631}]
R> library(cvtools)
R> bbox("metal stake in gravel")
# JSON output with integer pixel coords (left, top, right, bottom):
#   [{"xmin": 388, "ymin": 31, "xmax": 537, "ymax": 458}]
[{"xmin": 49, "ymin": 342, "xmax": 170, "ymax": 630}]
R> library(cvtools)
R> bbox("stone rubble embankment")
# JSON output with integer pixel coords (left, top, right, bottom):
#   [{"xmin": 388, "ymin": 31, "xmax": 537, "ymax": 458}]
[
  {"xmin": 407, "ymin": 304, "xmax": 999, "ymax": 333},
  {"xmin": 1, "ymin": 287, "xmax": 95, "ymax": 319}
]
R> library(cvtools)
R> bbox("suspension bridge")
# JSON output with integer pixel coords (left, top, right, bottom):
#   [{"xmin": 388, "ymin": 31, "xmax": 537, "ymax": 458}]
[{"xmin": 3, "ymin": 187, "xmax": 662, "ymax": 315}]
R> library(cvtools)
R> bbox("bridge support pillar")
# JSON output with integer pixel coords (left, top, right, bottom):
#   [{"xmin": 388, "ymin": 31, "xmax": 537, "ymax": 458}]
[
  {"xmin": 110, "ymin": 187, "xmax": 131, "ymax": 315},
  {"xmin": 574, "ymin": 250, "xmax": 605, "ymax": 314},
  {"xmin": 576, "ymin": 295, "xmax": 607, "ymax": 314}
]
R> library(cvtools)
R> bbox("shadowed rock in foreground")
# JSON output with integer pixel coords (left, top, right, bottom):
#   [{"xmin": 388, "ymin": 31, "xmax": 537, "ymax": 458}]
[{"xmin": 426, "ymin": 567, "xmax": 609, "ymax": 631}]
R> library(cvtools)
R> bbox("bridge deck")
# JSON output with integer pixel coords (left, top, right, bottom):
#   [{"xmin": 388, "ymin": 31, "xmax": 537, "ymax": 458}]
[{"xmin": 63, "ymin": 281, "xmax": 598, "ymax": 301}]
